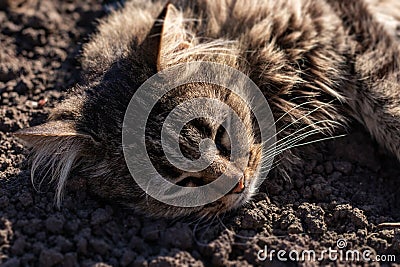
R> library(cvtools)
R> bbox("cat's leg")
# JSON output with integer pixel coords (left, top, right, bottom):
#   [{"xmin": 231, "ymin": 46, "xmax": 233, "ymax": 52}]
[{"xmin": 326, "ymin": 0, "xmax": 400, "ymax": 161}]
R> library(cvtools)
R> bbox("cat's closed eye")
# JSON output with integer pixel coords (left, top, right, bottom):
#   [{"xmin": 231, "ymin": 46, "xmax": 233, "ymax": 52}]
[{"xmin": 215, "ymin": 125, "xmax": 231, "ymax": 157}]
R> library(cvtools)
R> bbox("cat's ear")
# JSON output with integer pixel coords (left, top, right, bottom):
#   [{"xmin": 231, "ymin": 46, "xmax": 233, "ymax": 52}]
[
  {"xmin": 14, "ymin": 121, "xmax": 96, "ymax": 208},
  {"xmin": 140, "ymin": 3, "xmax": 191, "ymax": 71},
  {"xmin": 157, "ymin": 4, "xmax": 191, "ymax": 71},
  {"xmin": 14, "ymin": 121, "xmax": 94, "ymax": 142}
]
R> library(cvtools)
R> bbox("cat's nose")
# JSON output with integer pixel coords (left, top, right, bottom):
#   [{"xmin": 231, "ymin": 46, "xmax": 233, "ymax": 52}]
[{"xmin": 229, "ymin": 176, "xmax": 245, "ymax": 194}]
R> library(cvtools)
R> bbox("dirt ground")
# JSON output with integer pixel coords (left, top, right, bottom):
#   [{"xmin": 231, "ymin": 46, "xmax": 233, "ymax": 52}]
[{"xmin": 0, "ymin": 1, "xmax": 400, "ymax": 266}]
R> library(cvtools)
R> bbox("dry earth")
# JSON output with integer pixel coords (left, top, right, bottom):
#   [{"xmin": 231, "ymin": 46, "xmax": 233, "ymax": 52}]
[{"xmin": 0, "ymin": 1, "xmax": 400, "ymax": 266}]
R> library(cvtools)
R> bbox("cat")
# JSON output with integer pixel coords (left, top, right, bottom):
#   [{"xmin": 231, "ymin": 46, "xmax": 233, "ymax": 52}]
[{"xmin": 15, "ymin": 0, "xmax": 400, "ymax": 218}]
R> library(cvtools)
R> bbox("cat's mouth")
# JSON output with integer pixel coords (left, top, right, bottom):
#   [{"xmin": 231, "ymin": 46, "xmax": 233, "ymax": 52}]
[{"xmin": 175, "ymin": 175, "xmax": 246, "ymax": 194}]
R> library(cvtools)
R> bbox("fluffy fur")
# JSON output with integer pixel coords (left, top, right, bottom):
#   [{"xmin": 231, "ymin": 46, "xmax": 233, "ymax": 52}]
[{"xmin": 16, "ymin": 0, "xmax": 400, "ymax": 218}]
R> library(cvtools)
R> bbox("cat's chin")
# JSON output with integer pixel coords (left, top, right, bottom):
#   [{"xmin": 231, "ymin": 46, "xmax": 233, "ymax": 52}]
[
  {"xmin": 212, "ymin": 191, "xmax": 251, "ymax": 212},
  {"xmin": 195, "ymin": 177, "xmax": 258, "ymax": 217},
  {"xmin": 124, "ymin": 187, "xmax": 252, "ymax": 218}
]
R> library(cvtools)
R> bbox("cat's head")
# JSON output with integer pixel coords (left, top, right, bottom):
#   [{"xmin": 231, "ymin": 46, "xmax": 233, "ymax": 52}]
[
  {"xmin": 136, "ymin": 80, "xmax": 265, "ymax": 217},
  {"xmin": 15, "ymin": 4, "xmax": 267, "ymax": 218}
]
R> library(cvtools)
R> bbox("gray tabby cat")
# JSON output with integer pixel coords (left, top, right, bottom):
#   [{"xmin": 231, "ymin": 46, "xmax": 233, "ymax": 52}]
[{"xmin": 16, "ymin": 0, "xmax": 400, "ymax": 218}]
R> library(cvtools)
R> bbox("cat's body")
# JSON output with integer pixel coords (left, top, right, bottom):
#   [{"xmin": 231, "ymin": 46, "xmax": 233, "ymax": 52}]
[{"xmin": 16, "ymin": 0, "xmax": 400, "ymax": 218}]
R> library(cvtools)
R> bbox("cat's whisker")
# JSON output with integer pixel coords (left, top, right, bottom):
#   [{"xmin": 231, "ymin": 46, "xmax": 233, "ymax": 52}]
[
  {"xmin": 267, "ymin": 100, "xmax": 324, "ymax": 127},
  {"xmin": 193, "ymin": 214, "xmax": 219, "ymax": 247},
  {"xmin": 265, "ymin": 131, "xmax": 329, "ymax": 159},
  {"xmin": 264, "ymin": 157, "xmax": 285, "ymax": 172},
  {"xmin": 186, "ymin": 213, "xmax": 208, "ymax": 226},
  {"xmin": 273, "ymin": 127, "xmax": 331, "ymax": 152},
  {"xmin": 217, "ymin": 216, "xmax": 257, "ymax": 242},
  {"xmin": 268, "ymin": 119, "xmax": 342, "ymax": 148},
  {"xmin": 266, "ymin": 133, "xmax": 346, "ymax": 160},
  {"xmin": 259, "ymin": 122, "xmax": 337, "ymax": 161},
  {"xmin": 264, "ymin": 99, "xmax": 339, "ymax": 140},
  {"xmin": 194, "ymin": 215, "xmax": 215, "ymax": 232},
  {"xmin": 259, "ymin": 126, "xmax": 334, "ymax": 163},
  {"xmin": 278, "ymin": 134, "xmax": 347, "ymax": 151}
]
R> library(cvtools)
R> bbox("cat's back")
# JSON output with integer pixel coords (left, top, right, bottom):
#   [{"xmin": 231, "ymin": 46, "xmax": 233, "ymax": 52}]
[
  {"xmin": 81, "ymin": 0, "xmax": 345, "ymax": 79},
  {"xmin": 81, "ymin": 0, "xmax": 164, "ymax": 79},
  {"xmin": 364, "ymin": 0, "xmax": 400, "ymax": 40},
  {"xmin": 82, "ymin": 0, "xmax": 400, "ymax": 83}
]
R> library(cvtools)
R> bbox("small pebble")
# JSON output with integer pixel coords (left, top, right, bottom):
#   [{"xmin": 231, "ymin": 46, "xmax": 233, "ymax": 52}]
[
  {"xmin": 39, "ymin": 249, "xmax": 64, "ymax": 267},
  {"xmin": 45, "ymin": 216, "xmax": 65, "ymax": 234},
  {"xmin": 333, "ymin": 161, "xmax": 352, "ymax": 175}
]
